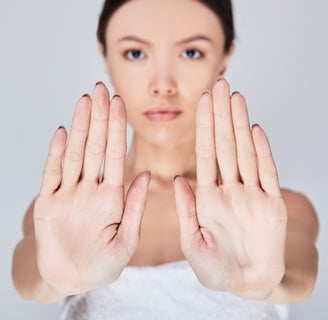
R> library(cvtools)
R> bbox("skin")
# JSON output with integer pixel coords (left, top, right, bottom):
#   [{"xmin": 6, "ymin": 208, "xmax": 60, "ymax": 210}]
[{"xmin": 12, "ymin": 0, "xmax": 318, "ymax": 304}]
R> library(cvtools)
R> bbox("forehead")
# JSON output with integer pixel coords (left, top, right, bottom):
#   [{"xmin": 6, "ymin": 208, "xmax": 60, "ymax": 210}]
[{"xmin": 106, "ymin": 0, "xmax": 224, "ymax": 44}]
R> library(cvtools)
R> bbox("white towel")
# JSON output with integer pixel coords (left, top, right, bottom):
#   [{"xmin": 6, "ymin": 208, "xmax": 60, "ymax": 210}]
[{"xmin": 61, "ymin": 260, "xmax": 289, "ymax": 320}]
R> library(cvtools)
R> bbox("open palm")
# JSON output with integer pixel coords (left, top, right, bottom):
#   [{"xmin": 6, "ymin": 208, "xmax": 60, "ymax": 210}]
[
  {"xmin": 34, "ymin": 83, "xmax": 150, "ymax": 296},
  {"xmin": 174, "ymin": 79, "xmax": 287, "ymax": 299}
]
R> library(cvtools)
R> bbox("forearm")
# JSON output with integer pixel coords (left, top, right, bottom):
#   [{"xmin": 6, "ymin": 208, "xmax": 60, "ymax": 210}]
[
  {"xmin": 12, "ymin": 235, "xmax": 66, "ymax": 304},
  {"xmin": 265, "ymin": 227, "xmax": 319, "ymax": 303}
]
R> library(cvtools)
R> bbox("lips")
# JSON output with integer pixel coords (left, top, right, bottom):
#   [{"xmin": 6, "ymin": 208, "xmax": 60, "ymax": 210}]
[{"xmin": 143, "ymin": 107, "xmax": 182, "ymax": 122}]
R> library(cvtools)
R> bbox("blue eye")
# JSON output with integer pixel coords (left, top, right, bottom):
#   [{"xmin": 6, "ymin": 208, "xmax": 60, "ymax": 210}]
[
  {"xmin": 124, "ymin": 49, "xmax": 146, "ymax": 60},
  {"xmin": 182, "ymin": 49, "xmax": 203, "ymax": 60}
]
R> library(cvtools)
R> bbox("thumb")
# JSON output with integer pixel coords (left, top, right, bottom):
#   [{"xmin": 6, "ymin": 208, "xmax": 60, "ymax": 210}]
[
  {"xmin": 119, "ymin": 171, "xmax": 151, "ymax": 251},
  {"xmin": 173, "ymin": 176, "xmax": 201, "ymax": 256}
]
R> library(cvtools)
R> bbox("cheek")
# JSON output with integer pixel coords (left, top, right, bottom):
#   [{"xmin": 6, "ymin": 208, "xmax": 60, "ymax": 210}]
[
  {"xmin": 107, "ymin": 62, "xmax": 145, "ymax": 99},
  {"xmin": 177, "ymin": 65, "xmax": 219, "ymax": 100},
  {"xmin": 106, "ymin": 63, "xmax": 143, "ymax": 122}
]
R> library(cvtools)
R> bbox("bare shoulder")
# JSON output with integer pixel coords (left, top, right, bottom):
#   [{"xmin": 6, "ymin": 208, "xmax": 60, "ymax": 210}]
[{"xmin": 281, "ymin": 188, "xmax": 319, "ymax": 242}]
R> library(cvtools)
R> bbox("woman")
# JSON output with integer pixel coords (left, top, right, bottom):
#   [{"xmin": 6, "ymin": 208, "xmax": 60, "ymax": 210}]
[{"xmin": 12, "ymin": 0, "xmax": 319, "ymax": 319}]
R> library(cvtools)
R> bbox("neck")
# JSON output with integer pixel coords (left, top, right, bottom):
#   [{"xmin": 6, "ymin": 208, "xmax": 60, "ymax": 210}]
[{"xmin": 125, "ymin": 134, "xmax": 196, "ymax": 184}]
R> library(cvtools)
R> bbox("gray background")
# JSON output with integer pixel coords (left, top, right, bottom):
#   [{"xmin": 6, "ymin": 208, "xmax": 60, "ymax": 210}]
[{"xmin": 0, "ymin": 0, "xmax": 327, "ymax": 319}]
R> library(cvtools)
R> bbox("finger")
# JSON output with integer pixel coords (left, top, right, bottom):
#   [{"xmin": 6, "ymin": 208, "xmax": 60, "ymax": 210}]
[
  {"xmin": 61, "ymin": 95, "xmax": 91, "ymax": 187},
  {"xmin": 252, "ymin": 124, "xmax": 281, "ymax": 198},
  {"xmin": 83, "ymin": 82, "xmax": 110, "ymax": 182},
  {"xmin": 103, "ymin": 95, "xmax": 127, "ymax": 186},
  {"xmin": 118, "ymin": 171, "xmax": 151, "ymax": 249},
  {"xmin": 231, "ymin": 93, "xmax": 258, "ymax": 186},
  {"xmin": 212, "ymin": 79, "xmax": 239, "ymax": 184},
  {"xmin": 39, "ymin": 127, "xmax": 67, "ymax": 197},
  {"xmin": 196, "ymin": 91, "xmax": 217, "ymax": 187},
  {"xmin": 174, "ymin": 176, "xmax": 203, "ymax": 256}
]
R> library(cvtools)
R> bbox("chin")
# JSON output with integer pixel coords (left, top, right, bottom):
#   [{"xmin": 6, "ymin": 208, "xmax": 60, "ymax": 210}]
[{"xmin": 145, "ymin": 127, "xmax": 192, "ymax": 148}]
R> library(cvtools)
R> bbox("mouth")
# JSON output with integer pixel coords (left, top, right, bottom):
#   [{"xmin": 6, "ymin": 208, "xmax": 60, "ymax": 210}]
[{"xmin": 143, "ymin": 107, "xmax": 182, "ymax": 122}]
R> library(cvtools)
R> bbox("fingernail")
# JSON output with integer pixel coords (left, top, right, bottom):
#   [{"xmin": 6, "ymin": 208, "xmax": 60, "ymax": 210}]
[
  {"xmin": 145, "ymin": 171, "xmax": 151, "ymax": 177},
  {"xmin": 216, "ymin": 77, "xmax": 225, "ymax": 82},
  {"xmin": 232, "ymin": 91, "xmax": 240, "ymax": 96},
  {"xmin": 252, "ymin": 123, "xmax": 260, "ymax": 129},
  {"xmin": 81, "ymin": 93, "xmax": 90, "ymax": 98},
  {"xmin": 111, "ymin": 95, "xmax": 121, "ymax": 103},
  {"xmin": 202, "ymin": 90, "xmax": 211, "ymax": 96},
  {"xmin": 173, "ymin": 175, "xmax": 180, "ymax": 181},
  {"xmin": 95, "ymin": 81, "xmax": 103, "ymax": 86},
  {"xmin": 57, "ymin": 125, "xmax": 65, "ymax": 130}
]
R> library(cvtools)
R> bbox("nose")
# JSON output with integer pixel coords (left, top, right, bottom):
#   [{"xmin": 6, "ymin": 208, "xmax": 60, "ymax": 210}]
[
  {"xmin": 150, "ymin": 84, "xmax": 177, "ymax": 96},
  {"xmin": 148, "ymin": 65, "xmax": 177, "ymax": 97}
]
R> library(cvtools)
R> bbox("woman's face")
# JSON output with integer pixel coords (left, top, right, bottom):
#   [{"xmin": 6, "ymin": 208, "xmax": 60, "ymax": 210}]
[{"xmin": 102, "ymin": 0, "xmax": 233, "ymax": 146}]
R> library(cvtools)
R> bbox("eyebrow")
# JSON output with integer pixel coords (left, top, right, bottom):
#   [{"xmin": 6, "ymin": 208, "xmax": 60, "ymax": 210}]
[
  {"xmin": 118, "ymin": 36, "xmax": 151, "ymax": 45},
  {"xmin": 117, "ymin": 34, "xmax": 213, "ymax": 45},
  {"xmin": 176, "ymin": 35, "xmax": 213, "ymax": 45}
]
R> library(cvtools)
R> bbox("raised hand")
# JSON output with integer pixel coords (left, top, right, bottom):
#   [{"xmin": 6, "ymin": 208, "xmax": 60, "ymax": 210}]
[
  {"xmin": 34, "ymin": 83, "xmax": 150, "ymax": 296},
  {"xmin": 174, "ymin": 79, "xmax": 287, "ymax": 299}
]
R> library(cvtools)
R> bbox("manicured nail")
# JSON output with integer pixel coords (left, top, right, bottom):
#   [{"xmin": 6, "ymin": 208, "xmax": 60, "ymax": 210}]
[
  {"xmin": 202, "ymin": 90, "xmax": 211, "ymax": 96},
  {"xmin": 216, "ymin": 77, "xmax": 225, "ymax": 82},
  {"xmin": 140, "ymin": 171, "xmax": 151, "ymax": 183},
  {"xmin": 173, "ymin": 175, "xmax": 180, "ymax": 181}
]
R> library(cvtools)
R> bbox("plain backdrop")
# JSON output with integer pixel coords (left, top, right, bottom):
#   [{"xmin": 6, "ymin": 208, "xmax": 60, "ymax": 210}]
[{"xmin": 0, "ymin": 0, "xmax": 327, "ymax": 319}]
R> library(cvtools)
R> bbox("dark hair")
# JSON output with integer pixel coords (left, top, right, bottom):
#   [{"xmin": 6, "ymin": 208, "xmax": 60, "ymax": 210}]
[{"xmin": 97, "ymin": 0, "xmax": 235, "ymax": 55}]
